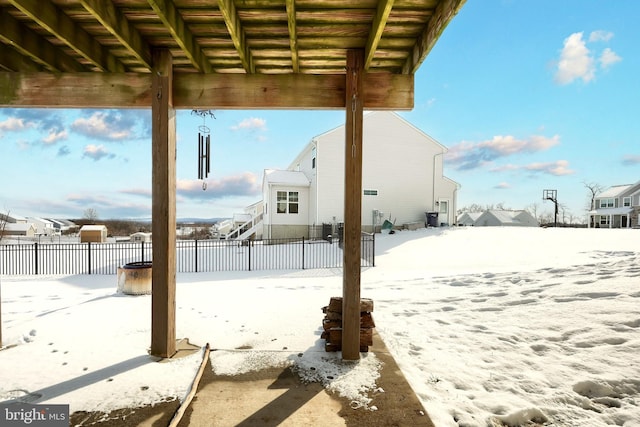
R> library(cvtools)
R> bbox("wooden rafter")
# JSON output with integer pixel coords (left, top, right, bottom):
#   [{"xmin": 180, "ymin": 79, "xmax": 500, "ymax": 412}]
[
  {"xmin": 0, "ymin": 7, "xmax": 83, "ymax": 72},
  {"xmin": 79, "ymin": 0, "xmax": 153, "ymax": 71},
  {"xmin": 364, "ymin": 0, "xmax": 394, "ymax": 70},
  {"xmin": 402, "ymin": 0, "xmax": 466, "ymax": 74},
  {"xmin": 285, "ymin": 0, "xmax": 299, "ymax": 73},
  {"xmin": 7, "ymin": 0, "xmax": 124, "ymax": 72},
  {"xmin": 147, "ymin": 0, "xmax": 212, "ymax": 74},
  {"xmin": 0, "ymin": 45, "xmax": 39, "ymax": 72},
  {"xmin": 218, "ymin": 0, "xmax": 254, "ymax": 73}
]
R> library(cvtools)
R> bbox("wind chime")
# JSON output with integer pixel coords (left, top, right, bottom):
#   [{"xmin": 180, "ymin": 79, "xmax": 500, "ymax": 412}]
[{"xmin": 192, "ymin": 109, "xmax": 215, "ymax": 190}]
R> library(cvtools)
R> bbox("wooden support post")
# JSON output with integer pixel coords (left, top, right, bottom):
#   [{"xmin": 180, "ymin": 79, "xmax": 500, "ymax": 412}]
[
  {"xmin": 151, "ymin": 49, "xmax": 177, "ymax": 358},
  {"xmin": 342, "ymin": 49, "xmax": 364, "ymax": 361}
]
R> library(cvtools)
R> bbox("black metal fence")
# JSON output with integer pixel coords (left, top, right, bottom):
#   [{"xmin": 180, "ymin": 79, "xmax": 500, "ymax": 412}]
[{"xmin": 0, "ymin": 234, "xmax": 374, "ymax": 276}]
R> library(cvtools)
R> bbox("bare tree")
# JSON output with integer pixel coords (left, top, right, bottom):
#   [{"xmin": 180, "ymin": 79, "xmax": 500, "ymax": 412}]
[
  {"xmin": 457, "ymin": 203, "xmax": 485, "ymax": 215},
  {"xmin": 526, "ymin": 203, "xmax": 539, "ymax": 219},
  {"xmin": 583, "ymin": 181, "xmax": 604, "ymax": 211},
  {"xmin": 83, "ymin": 208, "xmax": 99, "ymax": 222}
]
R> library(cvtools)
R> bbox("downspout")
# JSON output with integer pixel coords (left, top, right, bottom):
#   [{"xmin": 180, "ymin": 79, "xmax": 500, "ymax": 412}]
[
  {"xmin": 453, "ymin": 183, "xmax": 461, "ymax": 226},
  {"xmin": 313, "ymin": 139, "xmax": 319, "ymax": 228},
  {"xmin": 432, "ymin": 151, "xmax": 444, "ymax": 211}
]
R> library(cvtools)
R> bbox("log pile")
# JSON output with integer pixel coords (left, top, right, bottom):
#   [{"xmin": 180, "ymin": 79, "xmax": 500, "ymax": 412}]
[{"xmin": 321, "ymin": 297, "xmax": 375, "ymax": 352}]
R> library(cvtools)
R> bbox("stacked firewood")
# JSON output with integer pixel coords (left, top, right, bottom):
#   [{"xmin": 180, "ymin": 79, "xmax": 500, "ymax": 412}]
[{"xmin": 321, "ymin": 297, "xmax": 375, "ymax": 352}]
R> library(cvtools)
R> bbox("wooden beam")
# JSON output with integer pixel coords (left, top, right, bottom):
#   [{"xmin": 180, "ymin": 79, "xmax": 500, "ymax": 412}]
[
  {"xmin": 147, "ymin": 0, "xmax": 212, "ymax": 74},
  {"xmin": 285, "ymin": 0, "xmax": 299, "ymax": 73},
  {"xmin": 218, "ymin": 0, "xmax": 254, "ymax": 73},
  {"xmin": 7, "ymin": 0, "xmax": 124, "ymax": 72},
  {"xmin": 0, "ymin": 72, "xmax": 413, "ymax": 110},
  {"xmin": 79, "ymin": 0, "xmax": 153, "ymax": 71},
  {"xmin": 403, "ymin": 0, "xmax": 466, "ymax": 74},
  {"xmin": 364, "ymin": 0, "xmax": 394, "ymax": 70},
  {"xmin": 0, "ymin": 8, "xmax": 83, "ymax": 72},
  {"xmin": 150, "ymin": 49, "xmax": 176, "ymax": 358},
  {"xmin": 342, "ymin": 49, "xmax": 364, "ymax": 361}
]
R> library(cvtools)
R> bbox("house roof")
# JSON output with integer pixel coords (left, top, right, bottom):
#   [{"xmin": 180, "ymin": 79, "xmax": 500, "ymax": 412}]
[
  {"xmin": 0, "ymin": 212, "xmax": 27, "ymax": 222},
  {"xmin": 0, "ymin": 1, "xmax": 465, "ymax": 77},
  {"xmin": 80, "ymin": 225, "xmax": 107, "ymax": 231},
  {"xmin": 483, "ymin": 210, "xmax": 536, "ymax": 225},
  {"xmin": 264, "ymin": 169, "xmax": 310, "ymax": 186},
  {"xmin": 458, "ymin": 212, "xmax": 482, "ymax": 221},
  {"xmin": 598, "ymin": 184, "xmax": 634, "ymax": 198}
]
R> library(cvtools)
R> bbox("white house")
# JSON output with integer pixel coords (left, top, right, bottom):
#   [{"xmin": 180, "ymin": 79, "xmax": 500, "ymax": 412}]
[
  {"xmin": 0, "ymin": 212, "xmax": 28, "ymax": 224},
  {"xmin": 588, "ymin": 181, "xmax": 640, "ymax": 228},
  {"xmin": 27, "ymin": 217, "xmax": 57, "ymax": 236},
  {"xmin": 3, "ymin": 223, "xmax": 37, "ymax": 237},
  {"xmin": 130, "ymin": 232, "xmax": 152, "ymax": 242},
  {"xmin": 473, "ymin": 210, "xmax": 539, "ymax": 227},
  {"xmin": 457, "ymin": 211, "xmax": 482, "ymax": 226},
  {"xmin": 236, "ymin": 111, "xmax": 459, "ymax": 239}
]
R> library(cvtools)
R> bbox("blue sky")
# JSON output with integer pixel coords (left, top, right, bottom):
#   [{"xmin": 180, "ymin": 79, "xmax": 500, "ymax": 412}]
[{"xmin": 1, "ymin": 0, "xmax": 638, "ymax": 222}]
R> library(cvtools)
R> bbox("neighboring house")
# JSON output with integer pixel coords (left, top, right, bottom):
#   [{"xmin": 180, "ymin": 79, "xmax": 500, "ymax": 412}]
[
  {"xmin": 80, "ymin": 225, "xmax": 108, "ymax": 243},
  {"xmin": 27, "ymin": 217, "xmax": 57, "ymax": 236},
  {"xmin": 240, "ymin": 111, "xmax": 459, "ymax": 239},
  {"xmin": 588, "ymin": 181, "xmax": 640, "ymax": 228},
  {"xmin": 457, "ymin": 212, "xmax": 483, "ymax": 226},
  {"xmin": 3, "ymin": 223, "xmax": 37, "ymax": 237},
  {"xmin": 0, "ymin": 212, "xmax": 28, "ymax": 224},
  {"xmin": 473, "ymin": 210, "xmax": 539, "ymax": 227},
  {"xmin": 130, "ymin": 232, "xmax": 152, "ymax": 242}
]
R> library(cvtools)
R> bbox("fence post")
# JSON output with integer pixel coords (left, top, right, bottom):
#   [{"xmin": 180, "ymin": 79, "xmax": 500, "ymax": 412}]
[
  {"xmin": 194, "ymin": 239, "xmax": 198, "ymax": 273},
  {"xmin": 372, "ymin": 233, "xmax": 375, "ymax": 267},
  {"xmin": 34, "ymin": 242, "xmax": 38, "ymax": 275},
  {"xmin": 301, "ymin": 237, "xmax": 305, "ymax": 269},
  {"xmin": 87, "ymin": 242, "xmax": 92, "ymax": 275},
  {"xmin": 141, "ymin": 241, "xmax": 145, "ymax": 263},
  {"xmin": 248, "ymin": 240, "xmax": 252, "ymax": 271}
]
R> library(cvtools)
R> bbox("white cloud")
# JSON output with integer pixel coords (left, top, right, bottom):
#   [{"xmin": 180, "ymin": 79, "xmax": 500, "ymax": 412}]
[
  {"xmin": 494, "ymin": 182, "xmax": 511, "ymax": 189},
  {"xmin": 589, "ymin": 30, "xmax": 614, "ymax": 42},
  {"xmin": 0, "ymin": 117, "xmax": 30, "ymax": 131},
  {"xmin": 230, "ymin": 117, "xmax": 267, "ymax": 131},
  {"xmin": 599, "ymin": 47, "xmax": 622, "ymax": 69},
  {"xmin": 447, "ymin": 135, "xmax": 560, "ymax": 170},
  {"xmin": 42, "ymin": 129, "xmax": 68, "ymax": 145},
  {"xmin": 555, "ymin": 32, "xmax": 595, "ymax": 85},
  {"xmin": 525, "ymin": 160, "xmax": 574, "ymax": 176},
  {"xmin": 71, "ymin": 112, "xmax": 132, "ymax": 140},
  {"xmin": 490, "ymin": 160, "xmax": 574, "ymax": 177},
  {"xmin": 82, "ymin": 144, "xmax": 114, "ymax": 161}
]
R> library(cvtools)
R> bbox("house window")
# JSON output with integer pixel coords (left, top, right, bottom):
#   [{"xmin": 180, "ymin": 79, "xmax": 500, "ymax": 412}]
[
  {"xmin": 276, "ymin": 191, "xmax": 299, "ymax": 214},
  {"xmin": 439, "ymin": 200, "xmax": 448, "ymax": 215},
  {"xmin": 312, "ymin": 147, "xmax": 316, "ymax": 169},
  {"xmin": 600, "ymin": 216, "xmax": 610, "ymax": 226},
  {"xmin": 363, "ymin": 189, "xmax": 378, "ymax": 196},
  {"xmin": 288, "ymin": 191, "xmax": 299, "ymax": 214},
  {"xmin": 599, "ymin": 198, "xmax": 615, "ymax": 208},
  {"xmin": 623, "ymin": 197, "xmax": 631, "ymax": 207},
  {"xmin": 277, "ymin": 191, "xmax": 287, "ymax": 213}
]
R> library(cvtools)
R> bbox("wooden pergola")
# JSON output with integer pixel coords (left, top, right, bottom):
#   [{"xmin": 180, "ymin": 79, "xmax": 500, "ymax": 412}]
[{"xmin": 0, "ymin": 0, "xmax": 465, "ymax": 360}]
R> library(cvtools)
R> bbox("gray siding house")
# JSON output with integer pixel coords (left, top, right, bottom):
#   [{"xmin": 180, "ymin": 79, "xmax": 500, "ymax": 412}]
[{"xmin": 588, "ymin": 181, "xmax": 640, "ymax": 228}]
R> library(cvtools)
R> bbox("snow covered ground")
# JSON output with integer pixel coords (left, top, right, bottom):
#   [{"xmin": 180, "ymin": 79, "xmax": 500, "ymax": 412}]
[{"xmin": 1, "ymin": 227, "xmax": 639, "ymax": 426}]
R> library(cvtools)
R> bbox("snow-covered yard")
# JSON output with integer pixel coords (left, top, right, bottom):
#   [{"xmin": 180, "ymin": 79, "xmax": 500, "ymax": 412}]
[{"xmin": 1, "ymin": 227, "xmax": 639, "ymax": 426}]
